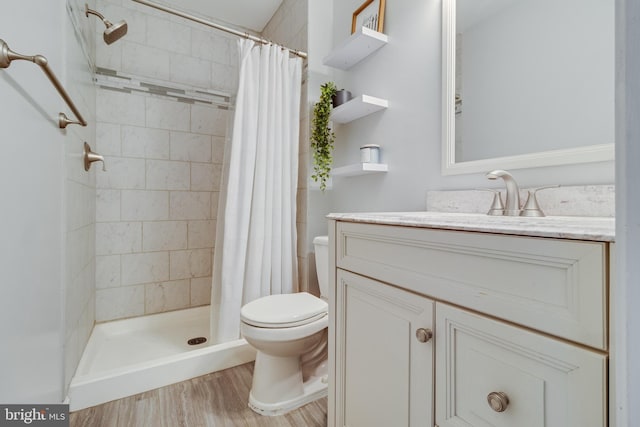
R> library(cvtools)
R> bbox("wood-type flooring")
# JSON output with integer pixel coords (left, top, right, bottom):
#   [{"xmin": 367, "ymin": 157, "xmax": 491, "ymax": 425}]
[{"xmin": 69, "ymin": 363, "xmax": 327, "ymax": 427}]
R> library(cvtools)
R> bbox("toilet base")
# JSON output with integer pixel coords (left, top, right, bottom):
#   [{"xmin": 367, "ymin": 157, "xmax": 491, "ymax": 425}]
[{"xmin": 248, "ymin": 373, "xmax": 328, "ymax": 416}]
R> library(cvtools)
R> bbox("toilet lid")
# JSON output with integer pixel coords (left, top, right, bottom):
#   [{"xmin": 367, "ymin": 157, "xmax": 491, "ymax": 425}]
[{"xmin": 241, "ymin": 293, "xmax": 328, "ymax": 328}]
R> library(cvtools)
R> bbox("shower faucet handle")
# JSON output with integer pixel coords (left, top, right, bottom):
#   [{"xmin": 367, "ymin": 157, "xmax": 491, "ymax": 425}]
[{"xmin": 83, "ymin": 142, "xmax": 106, "ymax": 172}]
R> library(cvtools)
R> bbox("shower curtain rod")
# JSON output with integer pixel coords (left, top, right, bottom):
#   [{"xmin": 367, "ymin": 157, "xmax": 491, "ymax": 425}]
[{"xmin": 131, "ymin": 0, "xmax": 308, "ymax": 59}]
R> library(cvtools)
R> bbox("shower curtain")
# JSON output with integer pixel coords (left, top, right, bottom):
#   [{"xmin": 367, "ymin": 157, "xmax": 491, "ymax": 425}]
[{"xmin": 210, "ymin": 39, "xmax": 303, "ymax": 344}]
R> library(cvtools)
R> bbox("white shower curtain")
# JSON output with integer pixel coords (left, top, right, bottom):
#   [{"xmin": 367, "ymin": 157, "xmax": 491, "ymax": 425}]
[{"xmin": 210, "ymin": 40, "xmax": 303, "ymax": 344}]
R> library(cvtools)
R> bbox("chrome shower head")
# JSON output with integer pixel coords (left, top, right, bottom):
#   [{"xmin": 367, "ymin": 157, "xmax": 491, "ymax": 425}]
[{"xmin": 85, "ymin": 4, "xmax": 128, "ymax": 45}]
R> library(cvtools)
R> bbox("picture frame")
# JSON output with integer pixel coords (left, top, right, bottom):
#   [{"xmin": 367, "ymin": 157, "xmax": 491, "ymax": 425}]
[{"xmin": 351, "ymin": 0, "xmax": 386, "ymax": 34}]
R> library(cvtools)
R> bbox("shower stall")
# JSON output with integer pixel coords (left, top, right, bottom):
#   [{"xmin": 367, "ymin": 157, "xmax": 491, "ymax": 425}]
[
  {"xmin": 68, "ymin": 307, "xmax": 255, "ymax": 410},
  {"xmin": 0, "ymin": 0, "xmax": 308, "ymax": 408},
  {"xmin": 66, "ymin": 0, "xmax": 308, "ymax": 410},
  {"xmin": 69, "ymin": 53, "xmax": 258, "ymax": 407}
]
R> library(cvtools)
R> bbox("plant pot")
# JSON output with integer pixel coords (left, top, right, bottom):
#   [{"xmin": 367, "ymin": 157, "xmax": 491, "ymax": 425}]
[{"xmin": 332, "ymin": 89, "xmax": 352, "ymax": 107}]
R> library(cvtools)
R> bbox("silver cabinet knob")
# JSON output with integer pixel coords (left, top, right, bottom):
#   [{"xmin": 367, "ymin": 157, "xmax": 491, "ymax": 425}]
[
  {"xmin": 487, "ymin": 391, "xmax": 509, "ymax": 412},
  {"xmin": 415, "ymin": 328, "xmax": 433, "ymax": 343}
]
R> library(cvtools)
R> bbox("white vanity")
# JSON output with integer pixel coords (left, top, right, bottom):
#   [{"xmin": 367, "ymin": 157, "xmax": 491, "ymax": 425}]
[{"xmin": 327, "ymin": 212, "xmax": 615, "ymax": 427}]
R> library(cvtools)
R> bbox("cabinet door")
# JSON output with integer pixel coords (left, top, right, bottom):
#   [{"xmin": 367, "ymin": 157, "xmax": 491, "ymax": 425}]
[
  {"xmin": 335, "ymin": 269, "xmax": 434, "ymax": 427},
  {"xmin": 435, "ymin": 303, "xmax": 606, "ymax": 427}
]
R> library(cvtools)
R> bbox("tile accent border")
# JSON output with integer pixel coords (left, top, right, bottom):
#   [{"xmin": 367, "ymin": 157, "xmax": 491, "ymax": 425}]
[{"xmin": 95, "ymin": 67, "xmax": 232, "ymax": 107}]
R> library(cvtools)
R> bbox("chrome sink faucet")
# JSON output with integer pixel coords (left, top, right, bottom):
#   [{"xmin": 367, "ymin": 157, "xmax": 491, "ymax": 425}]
[{"xmin": 485, "ymin": 170, "xmax": 521, "ymax": 216}]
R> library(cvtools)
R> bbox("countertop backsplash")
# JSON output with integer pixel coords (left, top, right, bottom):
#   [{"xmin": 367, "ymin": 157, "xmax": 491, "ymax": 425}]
[{"xmin": 426, "ymin": 185, "xmax": 615, "ymax": 217}]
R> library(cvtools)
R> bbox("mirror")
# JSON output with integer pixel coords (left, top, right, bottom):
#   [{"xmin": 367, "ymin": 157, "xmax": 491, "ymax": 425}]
[{"xmin": 442, "ymin": 0, "xmax": 615, "ymax": 175}]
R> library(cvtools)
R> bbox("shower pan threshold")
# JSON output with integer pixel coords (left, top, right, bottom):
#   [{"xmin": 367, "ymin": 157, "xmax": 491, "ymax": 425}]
[{"xmin": 68, "ymin": 305, "xmax": 256, "ymax": 411}]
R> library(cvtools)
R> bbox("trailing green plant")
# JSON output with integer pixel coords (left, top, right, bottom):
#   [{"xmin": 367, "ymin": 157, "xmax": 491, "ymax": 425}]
[{"xmin": 311, "ymin": 81, "xmax": 337, "ymax": 191}]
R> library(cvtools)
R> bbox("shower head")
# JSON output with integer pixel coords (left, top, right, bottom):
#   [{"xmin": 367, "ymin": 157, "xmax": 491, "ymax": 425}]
[
  {"xmin": 103, "ymin": 20, "xmax": 128, "ymax": 45},
  {"xmin": 85, "ymin": 4, "xmax": 128, "ymax": 45}
]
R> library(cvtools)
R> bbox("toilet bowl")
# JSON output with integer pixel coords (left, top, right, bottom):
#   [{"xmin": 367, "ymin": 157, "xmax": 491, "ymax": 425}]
[{"xmin": 240, "ymin": 236, "xmax": 329, "ymax": 416}]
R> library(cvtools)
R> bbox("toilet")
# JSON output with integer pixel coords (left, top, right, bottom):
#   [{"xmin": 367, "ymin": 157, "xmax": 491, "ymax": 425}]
[{"xmin": 240, "ymin": 236, "xmax": 329, "ymax": 416}]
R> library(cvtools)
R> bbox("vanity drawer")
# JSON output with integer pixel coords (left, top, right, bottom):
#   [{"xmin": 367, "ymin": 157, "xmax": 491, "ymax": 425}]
[
  {"xmin": 335, "ymin": 221, "xmax": 608, "ymax": 349},
  {"xmin": 435, "ymin": 303, "xmax": 606, "ymax": 427}
]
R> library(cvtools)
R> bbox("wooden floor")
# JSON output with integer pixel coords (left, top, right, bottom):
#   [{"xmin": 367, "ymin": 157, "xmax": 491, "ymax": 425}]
[{"xmin": 70, "ymin": 363, "xmax": 327, "ymax": 427}]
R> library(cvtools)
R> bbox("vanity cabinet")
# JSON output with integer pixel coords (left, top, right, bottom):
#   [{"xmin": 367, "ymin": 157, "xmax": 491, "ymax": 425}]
[
  {"xmin": 329, "ymin": 219, "xmax": 610, "ymax": 427},
  {"xmin": 335, "ymin": 270, "xmax": 434, "ymax": 427}
]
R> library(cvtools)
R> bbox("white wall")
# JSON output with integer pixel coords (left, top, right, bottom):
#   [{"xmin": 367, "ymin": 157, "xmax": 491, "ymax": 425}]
[
  {"xmin": 308, "ymin": 0, "xmax": 615, "ymax": 229},
  {"xmin": 0, "ymin": 0, "xmax": 97, "ymax": 402},
  {"xmin": 307, "ymin": 0, "xmax": 334, "ymax": 290},
  {"xmin": 615, "ymin": 0, "xmax": 640, "ymax": 424},
  {"xmin": 316, "ymin": 0, "xmax": 440, "ymax": 216}
]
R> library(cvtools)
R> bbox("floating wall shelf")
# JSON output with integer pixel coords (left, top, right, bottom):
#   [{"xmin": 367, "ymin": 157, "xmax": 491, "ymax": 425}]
[
  {"xmin": 331, "ymin": 95, "xmax": 388, "ymax": 124},
  {"xmin": 323, "ymin": 27, "xmax": 388, "ymax": 70},
  {"xmin": 332, "ymin": 163, "xmax": 388, "ymax": 177}
]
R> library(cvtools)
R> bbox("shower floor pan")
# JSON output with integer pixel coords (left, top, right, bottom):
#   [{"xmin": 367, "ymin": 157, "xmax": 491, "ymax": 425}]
[{"xmin": 68, "ymin": 305, "xmax": 255, "ymax": 411}]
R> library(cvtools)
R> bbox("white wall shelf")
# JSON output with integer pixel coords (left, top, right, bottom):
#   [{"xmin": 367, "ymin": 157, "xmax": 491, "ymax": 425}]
[
  {"xmin": 331, "ymin": 95, "xmax": 388, "ymax": 124},
  {"xmin": 332, "ymin": 163, "xmax": 388, "ymax": 177},
  {"xmin": 323, "ymin": 27, "xmax": 388, "ymax": 70}
]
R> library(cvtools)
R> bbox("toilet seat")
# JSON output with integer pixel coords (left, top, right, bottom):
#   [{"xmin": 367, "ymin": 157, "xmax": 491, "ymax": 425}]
[{"xmin": 241, "ymin": 292, "xmax": 328, "ymax": 328}]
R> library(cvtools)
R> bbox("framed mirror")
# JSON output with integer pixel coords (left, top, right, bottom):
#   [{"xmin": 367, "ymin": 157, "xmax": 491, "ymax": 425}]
[{"xmin": 442, "ymin": 0, "xmax": 615, "ymax": 175}]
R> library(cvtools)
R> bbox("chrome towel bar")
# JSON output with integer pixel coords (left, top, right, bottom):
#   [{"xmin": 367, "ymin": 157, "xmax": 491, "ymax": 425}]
[{"xmin": 0, "ymin": 39, "xmax": 87, "ymax": 128}]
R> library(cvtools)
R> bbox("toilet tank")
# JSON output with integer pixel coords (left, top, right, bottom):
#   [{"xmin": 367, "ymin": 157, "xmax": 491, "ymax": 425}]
[{"xmin": 313, "ymin": 236, "xmax": 329, "ymax": 299}]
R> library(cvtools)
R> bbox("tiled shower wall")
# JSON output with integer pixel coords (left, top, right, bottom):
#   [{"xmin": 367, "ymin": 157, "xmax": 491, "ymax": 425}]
[
  {"xmin": 94, "ymin": 0, "xmax": 238, "ymax": 321},
  {"xmin": 65, "ymin": 0, "xmax": 98, "ymax": 391},
  {"xmin": 262, "ymin": 0, "xmax": 310, "ymax": 293}
]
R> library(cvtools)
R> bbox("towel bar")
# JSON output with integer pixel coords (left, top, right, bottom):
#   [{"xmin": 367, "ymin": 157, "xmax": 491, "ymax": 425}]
[{"xmin": 1, "ymin": 39, "xmax": 87, "ymax": 129}]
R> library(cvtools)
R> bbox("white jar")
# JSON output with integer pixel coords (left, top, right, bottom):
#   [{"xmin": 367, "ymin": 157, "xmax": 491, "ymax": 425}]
[{"xmin": 360, "ymin": 144, "xmax": 380, "ymax": 163}]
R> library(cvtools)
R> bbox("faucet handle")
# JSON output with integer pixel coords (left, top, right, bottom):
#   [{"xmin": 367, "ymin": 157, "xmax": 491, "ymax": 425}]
[
  {"xmin": 83, "ymin": 142, "xmax": 107, "ymax": 172},
  {"xmin": 520, "ymin": 185, "xmax": 560, "ymax": 217},
  {"xmin": 476, "ymin": 188, "xmax": 505, "ymax": 216}
]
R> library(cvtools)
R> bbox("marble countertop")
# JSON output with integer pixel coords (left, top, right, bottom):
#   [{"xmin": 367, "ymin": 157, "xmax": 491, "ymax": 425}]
[{"xmin": 327, "ymin": 212, "xmax": 615, "ymax": 242}]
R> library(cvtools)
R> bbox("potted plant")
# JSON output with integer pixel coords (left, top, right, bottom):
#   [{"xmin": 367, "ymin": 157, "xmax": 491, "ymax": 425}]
[
  {"xmin": 332, "ymin": 89, "xmax": 352, "ymax": 107},
  {"xmin": 311, "ymin": 81, "xmax": 337, "ymax": 191}
]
